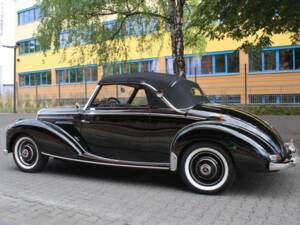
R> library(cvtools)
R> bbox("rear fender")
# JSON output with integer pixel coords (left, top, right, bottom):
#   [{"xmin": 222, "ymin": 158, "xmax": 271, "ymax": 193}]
[{"xmin": 170, "ymin": 123, "xmax": 270, "ymax": 172}]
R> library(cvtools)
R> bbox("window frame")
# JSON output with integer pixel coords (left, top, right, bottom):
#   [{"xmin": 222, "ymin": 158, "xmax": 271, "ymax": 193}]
[
  {"xmin": 18, "ymin": 38, "xmax": 41, "ymax": 55},
  {"xmin": 165, "ymin": 50, "xmax": 240, "ymax": 77},
  {"xmin": 89, "ymin": 83, "xmax": 151, "ymax": 110},
  {"xmin": 19, "ymin": 70, "xmax": 52, "ymax": 87},
  {"xmin": 102, "ymin": 58, "xmax": 159, "ymax": 77},
  {"xmin": 249, "ymin": 94, "xmax": 300, "ymax": 104},
  {"xmin": 249, "ymin": 45, "xmax": 300, "ymax": 74},
  {"xmin": 55, "ymin": 64, "xmax": 98, "ymax": 85},
  {"xmin": 17, "ymin": 6, "xmax": 40, "ymax": 26}
]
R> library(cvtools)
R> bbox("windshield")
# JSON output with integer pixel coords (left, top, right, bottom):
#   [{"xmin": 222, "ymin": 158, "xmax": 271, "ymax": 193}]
[{"xmin": 163, "ymin": 79, "xmax": 208, "ymax": 109}]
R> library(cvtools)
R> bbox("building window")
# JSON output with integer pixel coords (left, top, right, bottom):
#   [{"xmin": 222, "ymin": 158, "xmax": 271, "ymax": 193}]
[
  {"xmin": 215, "ymin": 54, "xmax": 225, "ymax": 73},
  {"xmin": 18, "ymin": 38, "xmax": 41, "ymax": 55},
  {"xmin": 19, "ymin": 70, "xmax": 51, "ymax": 87},
  {"xmin": 18, "ymin": 6, "xmax": 40, "ymax": 25},
  {"xmin": 249, "ymin": 50, "xmax": 262, "ymax": 72},
  {"xmin": 59, "ymin": 30, "xmax": 89, "ymax": 48},
  {"xmin": 249, "ymin": 94, "xmax": 300, "ymax": 104},
  {"xmin": 166, "ymin": 51, "xmax": 240, "ymax": 76},
  {"xmin": 249, "ymin": 45, "xmax": 300, "ymax": 73},
  {"xmin": 103, "ymin": 17, "xmax": 159, "ymax": 38},
  {"xmin": 56, "ymin": 65, "xmax": 98, "ymax": 84},
  {"xmin": 264, "ymin": 50, "xmax": 276, "ymax": 71},
  {"xmin": 208, "ymin": 95, "xmax": 241, "ymax": 104},
  {"xmin": 227, "ymin": 51, "xmax": 239, "ymax": 73},
  {"xmin": 201, "ymin": 55, "xmax": 213, "ymax": 75},
  {"xmin": 295, "ymin": 48, "xmax": 300, "ymax": 69},
  {"xmin": 59, "ymin": 32, "xmax": 70, "ymax": 48},
  {"xmin": 279, "ymin": 49, "xmax": 293, "ymax": 70},
  {"xmin": 103, "ymin": 59, "xmax": 159, "ymax": 77}
]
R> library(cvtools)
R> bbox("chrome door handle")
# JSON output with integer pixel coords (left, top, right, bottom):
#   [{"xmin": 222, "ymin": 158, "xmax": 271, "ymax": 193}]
[{"xmin": 81, "ymin": 119, "xmax": 90, "ymax": 124}]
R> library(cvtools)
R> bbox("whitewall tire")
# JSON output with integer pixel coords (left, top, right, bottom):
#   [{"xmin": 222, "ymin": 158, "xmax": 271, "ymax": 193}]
[
  {"xmin": 180, "ymin": 143, "xmax": 236, "ymax": 194},
  {"xmin": 13, "ymin": 135, "xmax": 48, "ymax": 172}
]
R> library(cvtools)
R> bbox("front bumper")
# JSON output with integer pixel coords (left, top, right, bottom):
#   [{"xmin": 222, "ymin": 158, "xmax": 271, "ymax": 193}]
[{"xmin": 269, "ymin": 140, "xmax": 298, "ymax": 171}]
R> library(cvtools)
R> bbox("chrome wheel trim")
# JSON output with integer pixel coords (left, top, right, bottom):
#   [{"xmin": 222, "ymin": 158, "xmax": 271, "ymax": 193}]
[
  {"xmin": 184, "ymin": 147, "xmax": 229, "ymax": 191},
  {"xmin": 14, "ymin": 137, "xmax": 39, "ymax": 170}
]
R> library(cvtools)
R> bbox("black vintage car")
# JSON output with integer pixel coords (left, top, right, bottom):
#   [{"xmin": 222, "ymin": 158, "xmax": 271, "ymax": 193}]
[{"xmin": 4, "ymin": 72, "xmax": 297, "ymax": 194}]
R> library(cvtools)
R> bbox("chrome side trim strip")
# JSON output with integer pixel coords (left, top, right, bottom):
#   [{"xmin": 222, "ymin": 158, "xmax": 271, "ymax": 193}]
[
  {"xmin": 82, "ymin": 111, "xmax": 202, "ymax": 120},
  {"xmin": 170, "ymin": 152, "xmax": 178, "ymax": 171},
  {"xmin": 83, "ymin": 151, "xmax": 170, "ymax": 167},
  {"xmin": 55, "ymin": 121, "xmax": 74, "ymax": 125},
  {"xmin": 38, "ymin": 112, "xmax": 80, "ymax": 116},
  {"xmin": 42, "ymin": 153, "xmax": 170, "ymax": 170},
  {"xmin": 39, "ymin": 116, "xmax": 74, "ymax": 120}
]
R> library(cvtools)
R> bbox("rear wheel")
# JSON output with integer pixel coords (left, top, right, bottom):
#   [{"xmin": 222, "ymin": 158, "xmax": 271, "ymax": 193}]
[
  {"xmin": 13, "ymin": 135, "xmax": 48, "ymax": 172},
  {"xmin": 180, "ymin": 143, "xmax": 236, "ymax": 194}
]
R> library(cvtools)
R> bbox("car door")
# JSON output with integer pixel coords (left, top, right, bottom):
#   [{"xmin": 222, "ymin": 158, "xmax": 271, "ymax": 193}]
[
  {"xmin": 147, "ymin": 108, "xmax": 196, "ymax": 162},
  {"xmin": 80, "ymin": 83, "xmax": 155, "ymax": 163}
]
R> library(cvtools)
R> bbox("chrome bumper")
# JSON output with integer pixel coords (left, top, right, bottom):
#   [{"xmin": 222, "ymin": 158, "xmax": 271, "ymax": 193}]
[{"xmin": 269, "ymin": 140, "xmax": 298, "ymax": 171}]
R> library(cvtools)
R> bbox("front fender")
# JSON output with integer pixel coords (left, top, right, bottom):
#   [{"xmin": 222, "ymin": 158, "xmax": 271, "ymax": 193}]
[
  {"xmin": 170, "ymin": 121, "xmax": 271, "ymax": 172},
  {"xmin": 6, "ymin": 119, "xmax": 85, "ymax": 157}
]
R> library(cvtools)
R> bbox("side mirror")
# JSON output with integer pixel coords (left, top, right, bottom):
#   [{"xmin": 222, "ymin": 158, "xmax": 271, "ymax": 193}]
[
  {"xmin": 156, "ymin": 90, "xmax": 163, "ymax": 98},
  {"xmin": 75, "ymin": 102, "xmax": 80, "ymax": 109}
]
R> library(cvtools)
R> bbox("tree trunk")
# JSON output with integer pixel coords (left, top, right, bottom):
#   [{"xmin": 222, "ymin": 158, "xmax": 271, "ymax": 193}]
[{"xmin": 170, "ymin": 0, "xmax": 186, "ymax": 78}]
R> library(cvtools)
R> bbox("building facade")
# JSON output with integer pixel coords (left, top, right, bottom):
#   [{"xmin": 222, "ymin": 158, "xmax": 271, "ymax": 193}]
[
  {"xmin": 0, "ymin": 0, "xmax": 15, "ymax": 97},
  {"xmin": 15, "ymin": 0, "xmax": 300, "ymax": 105}
]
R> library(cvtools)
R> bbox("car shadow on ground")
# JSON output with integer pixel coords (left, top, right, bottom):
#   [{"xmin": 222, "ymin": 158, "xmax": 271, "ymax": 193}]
[{"xmin": 38, "ymin": 158, "xmax": 296, "ymax": 196}]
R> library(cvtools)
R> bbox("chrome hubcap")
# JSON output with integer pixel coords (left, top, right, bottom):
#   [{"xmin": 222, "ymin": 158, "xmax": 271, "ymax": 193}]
[
  {"xmin": 200, "ymin": 163, "xmax": 212, "ymax": 176},
  {"xmin": 189, "ymin": 151, "xmax": 225, "ymax": 187},
  {"xmin": 16, "ymin": 138, "xmax": 38, "ymax": 167}
]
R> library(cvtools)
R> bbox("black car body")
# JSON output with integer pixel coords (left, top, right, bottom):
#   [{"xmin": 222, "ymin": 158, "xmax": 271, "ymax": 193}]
[{"xmin": 4, "ymin": 72, "xmax": 297, "ymax": 194}]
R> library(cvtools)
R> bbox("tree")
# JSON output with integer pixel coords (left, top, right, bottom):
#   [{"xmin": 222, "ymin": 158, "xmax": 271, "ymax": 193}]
[
  {"xmin": 37, "ymin": 0, "xmax": 206, "ymax": 78},
  {"xmin": 194, "ymin": 0, "xmax": 300, "ymax": 51}
]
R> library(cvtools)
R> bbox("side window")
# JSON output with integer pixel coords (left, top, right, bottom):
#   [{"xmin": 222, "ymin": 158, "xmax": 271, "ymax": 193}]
[
  {"xmin": 131, "ymin": 89, "xmax": 148, "ymax": 106},
  {"xmin": 91, "ymin": 84, "xmax": 149, "ymax": 108}
]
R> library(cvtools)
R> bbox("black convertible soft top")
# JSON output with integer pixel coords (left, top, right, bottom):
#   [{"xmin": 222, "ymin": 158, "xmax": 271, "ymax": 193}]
[{"xmin": 99, "ymin": 72, "xmax": 207, "ymax": 109}]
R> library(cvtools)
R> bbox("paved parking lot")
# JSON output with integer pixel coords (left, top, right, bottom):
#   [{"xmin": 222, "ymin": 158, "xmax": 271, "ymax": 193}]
[{"xmin": 0, "ymin": 113, "xmax": 299, "ymax": 225}]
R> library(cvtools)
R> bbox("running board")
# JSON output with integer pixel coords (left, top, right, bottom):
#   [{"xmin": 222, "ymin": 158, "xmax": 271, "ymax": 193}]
[{"xmin": 42, "ymin": 153, "xmax": 170, "ymax": 170}]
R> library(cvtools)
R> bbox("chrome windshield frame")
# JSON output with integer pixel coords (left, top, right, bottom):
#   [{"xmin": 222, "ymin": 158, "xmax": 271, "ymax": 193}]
[{"xmin": 83, "ymin": 84, "xmax": 101, "ymax": 111}]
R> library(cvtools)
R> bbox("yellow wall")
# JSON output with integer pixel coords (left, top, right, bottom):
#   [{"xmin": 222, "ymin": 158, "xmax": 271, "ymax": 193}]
[{"xmin": 15, "ymin": 11, "xmax": 300, "ymax": 104}]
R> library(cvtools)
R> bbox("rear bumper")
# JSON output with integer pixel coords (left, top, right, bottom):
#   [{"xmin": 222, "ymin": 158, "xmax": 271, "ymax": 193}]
[{"xmin": 269, "ymin": 140, "xmax": 298, "ymax": 171}]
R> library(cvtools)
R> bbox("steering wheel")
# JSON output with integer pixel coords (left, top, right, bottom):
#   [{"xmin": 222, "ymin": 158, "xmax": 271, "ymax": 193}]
[{"xmin": 106, "ymin": 97, "xmax": 120, "ymax": 106}]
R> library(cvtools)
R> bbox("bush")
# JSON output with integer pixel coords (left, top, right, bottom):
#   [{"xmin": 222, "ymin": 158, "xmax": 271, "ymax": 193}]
[{"xmin": 237, "ymin": 105, "xmax": 300, "ymax": 115}]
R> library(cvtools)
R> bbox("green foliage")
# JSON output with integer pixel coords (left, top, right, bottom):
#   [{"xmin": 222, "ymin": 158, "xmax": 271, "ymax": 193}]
[
  {"xmin": 183, "ymin": 0, "xmax": 207, "ymax": 55},
  {"xmin": 238, "ymin": 105, "xmax": 300, "ymax": 115},
  {"xmin": 36, "ymin": 0, "xmax": 207, "ymax": 68},
  {"xmin": 194, "ymin": 0, "xmax": 300, "ymax": 50}
]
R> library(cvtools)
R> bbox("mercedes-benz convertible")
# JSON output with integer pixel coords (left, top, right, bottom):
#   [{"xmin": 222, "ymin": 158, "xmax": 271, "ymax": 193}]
[{"xmin": 4, "ymin": 72, "xmax": 297, "ymax": 194}]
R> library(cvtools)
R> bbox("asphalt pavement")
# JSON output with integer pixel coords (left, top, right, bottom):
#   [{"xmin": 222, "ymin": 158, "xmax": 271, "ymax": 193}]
[{"xmin": 0, "ymin": 113, "xmax": 299, "ymax": 225}]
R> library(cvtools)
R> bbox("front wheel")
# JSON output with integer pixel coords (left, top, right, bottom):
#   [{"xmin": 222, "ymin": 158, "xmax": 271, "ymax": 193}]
[
  {"xmin": 13, "ymin": 135, "xmax": 48, "ymax": 172},
  {"xmin": 180, "ymin": 143, "xmax": 236, "ymax": 194}
]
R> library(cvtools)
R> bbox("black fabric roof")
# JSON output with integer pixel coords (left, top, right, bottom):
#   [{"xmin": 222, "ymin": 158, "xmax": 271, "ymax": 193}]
[
  {"xmin": 100, "ymin": 72, "xmax": 180, "ymax": 88},
  {"xmin": 99, "ymin": 72, "xmax": 206, "ymax": 109}
]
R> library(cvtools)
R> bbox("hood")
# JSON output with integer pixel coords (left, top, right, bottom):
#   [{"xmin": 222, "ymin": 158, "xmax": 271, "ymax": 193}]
[
  {"xmin": 188, "ymin": 103, "xmax": 286, "ymax": 157},
  {"xmin": 37, "ymin": 107, "xmax": 82, "ymax": 116}
]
